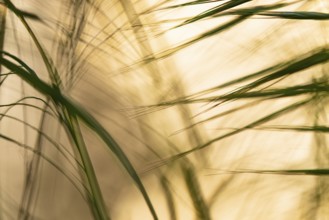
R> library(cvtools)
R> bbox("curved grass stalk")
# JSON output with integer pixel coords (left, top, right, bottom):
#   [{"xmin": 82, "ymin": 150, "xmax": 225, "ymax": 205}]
[
  {"xmin": 0, "ymin": 51, "xmax": 158, "ymax": 220},
  {"xmin": 3, "ymin": 1, "xmax": 158, "ymax": 217}
]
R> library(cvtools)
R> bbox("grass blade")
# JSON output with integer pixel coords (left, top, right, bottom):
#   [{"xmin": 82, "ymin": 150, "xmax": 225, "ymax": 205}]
[
  {"xmin": 164, "ymin": 99, "xmax": 310, "ymax": 165},
  {"xmin": 0, "ymin": 51, "xmax": 158, "ymax": 220},
  {"xmin": 0, "ymin": 1, "xmax": 6, "ymax": 74},
  {"xmin": 179, "ymin": 0, "xmax": 251, "ymax": 26},
  {"xmin": 220, "ymin": 169, "xmax": 329, "ymax": 176},
  {"xmin": 182, "ymin": 165, "xmax": 211, "ymax": 220},
  {"xmin": 258, "ymin": 11, "xmax": 329, "ymax": 20}
]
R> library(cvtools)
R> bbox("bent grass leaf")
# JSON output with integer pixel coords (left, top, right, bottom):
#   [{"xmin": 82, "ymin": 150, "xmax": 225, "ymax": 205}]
[
  {"xmin": 157, "ymin": 14, "xmax": 250, "ymax": 59},
  {"xmin": 216, "ymin": 3, "xmax": 291, "ymax": 17},
  {"xmin": 154, "ymin": 48, "xmax": 329, "ymax": 107},
  {"xmin": 148, "ymin": 3, "xmax": 290, "ymax": 63},
  {"xmin": 3, "ymin": 0, "xmax": 40, "ymax": 20},
  {"xmin": 0, "ymin": 52, "xmax": 158, "ymax": 220},
  {"xmin": 173, "ymin": 81, "xmax": 329, "ymax": 103},
  {"xmin": 179, "ymin": 0, "xmax": 252, "ymax": 26}
]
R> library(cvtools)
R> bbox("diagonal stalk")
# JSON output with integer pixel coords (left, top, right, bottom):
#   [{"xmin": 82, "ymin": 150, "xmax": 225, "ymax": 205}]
[
  {"xmin": 119, "ymin": 0, "xmax": 160, "ymax": 85},
  {"xmin": 119, "ymin": 2, "xmax": 211, "ymax": 218},
  {"xmin": 63, "ymin": 110, "xmax": 110, "ymax": 220},
  {"xmin": 18, "ymin": 102, "xmax": 50, "ymax": 220}
]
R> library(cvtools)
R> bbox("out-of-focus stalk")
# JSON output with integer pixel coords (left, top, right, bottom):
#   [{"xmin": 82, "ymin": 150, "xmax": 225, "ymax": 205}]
[{"xmin": 0, "ymin": 1, "xmax": 6, "ymax": 74}]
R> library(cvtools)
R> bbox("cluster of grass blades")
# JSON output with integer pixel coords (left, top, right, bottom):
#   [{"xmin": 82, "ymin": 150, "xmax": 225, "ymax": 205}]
[{"xmin": 1, "ymin": 0, "xmax": 329, "ymax": 219}]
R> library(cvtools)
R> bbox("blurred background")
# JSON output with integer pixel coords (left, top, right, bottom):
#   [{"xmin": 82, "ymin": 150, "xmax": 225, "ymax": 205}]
[{"xmin": 1, "ymin": 0, "xmax": 329, "ymax": 219}]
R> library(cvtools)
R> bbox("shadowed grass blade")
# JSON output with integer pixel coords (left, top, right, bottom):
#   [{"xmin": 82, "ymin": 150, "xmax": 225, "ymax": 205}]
[
  {"xmin": 3, "ymin": 0, "xmax": 39, "ymax": 20},
  {"xmin": 257, "ymin": 11, "xmax": 329, "ymax": 20},
  {"xmin": 183, "ymin": 165, "xmax": 211, "ymax": 220},
  {"xmin": 220, "ymin": 169, "xmax": 329, "ymax": 176},
  {"xmin": 0, "ymin": 1, "xmax": 6, "ymax": 74},
  {"xmin": 160, "ymin": 175, "xmax": 177, "ymax": 220},
  {"xmin": 257, "ymin": 125, "xmax": 329, "ymax": 133}
]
